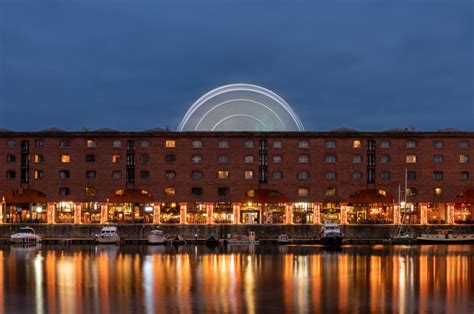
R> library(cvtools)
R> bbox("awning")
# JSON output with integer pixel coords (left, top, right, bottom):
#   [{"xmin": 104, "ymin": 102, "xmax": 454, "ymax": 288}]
[
  {"xmin": 347, "ymin": 189, "xmax": 394, "ymax": 204},
  {"xmin": 2, "ymin": 188, "xmax": 48, "ymax": 203},
  {"xmin": 454, "ymin": 190, "xmax": 474, "ymax": 204},
  {"xmin": 241, "ymin": 189, "xmax": 287, "ymax": 204},
  {"xmin": 107, "ymin": 189, "xmax": 153, "ymax": 203}
]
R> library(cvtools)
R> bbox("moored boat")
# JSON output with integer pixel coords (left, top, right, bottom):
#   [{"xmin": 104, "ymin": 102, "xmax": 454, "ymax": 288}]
[
  {"xmin": 205, "ymin": 234, "xmax": 219, "ymax": 245},
  {"xmin": 417, "ymin": 230, "xmax": 474, "ymax": 244},
  {"xmin": 225, "ymin": 231, "xmax": 259, "ymax": 245},
  {"xmin": 169, "ymin": 235, "xmax": 186, "ymax": 245},
  {"xmin": 147, "ymin": 228, "xmax": 166, "ymax": 245},
  {"xmin": 10, "ymin": 227, "xmax": 41, "ymax": 244},
  {"xmin": 391, "ymin": 234, "xmax": 415, "ymax": 245},
  {"xmin": 95, "ymin": 226, "xmax": 120, "ymax": 244},
  {"xmin": 277, "ymin": 234, "xmax": 292, "ymax": 244},
  {"xmin": 319, "ymin": 222, "xmax": 343, "ymax": 246}
]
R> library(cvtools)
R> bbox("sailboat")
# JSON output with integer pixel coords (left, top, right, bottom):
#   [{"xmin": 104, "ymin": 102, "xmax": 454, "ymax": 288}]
[{"xmin": 391, "ymin": 169, "xmax": 415, "ymax": 245}]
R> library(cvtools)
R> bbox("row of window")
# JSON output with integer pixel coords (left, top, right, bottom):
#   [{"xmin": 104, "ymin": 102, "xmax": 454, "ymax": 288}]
[{"xmin": 6, "ymin": 138, "xmax": 471, "ymax": 149}]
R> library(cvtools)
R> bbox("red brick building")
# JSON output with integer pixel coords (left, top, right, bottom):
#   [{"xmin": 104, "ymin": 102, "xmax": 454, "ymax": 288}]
[{"xmin": 0, "ymin": 129, "xmax": 473, "ymax": 225}]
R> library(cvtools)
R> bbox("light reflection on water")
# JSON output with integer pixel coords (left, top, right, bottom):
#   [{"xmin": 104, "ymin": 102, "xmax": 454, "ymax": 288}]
[{"xmin": 1, "ymin": 244, "xmax": 473, "ymax": 313}]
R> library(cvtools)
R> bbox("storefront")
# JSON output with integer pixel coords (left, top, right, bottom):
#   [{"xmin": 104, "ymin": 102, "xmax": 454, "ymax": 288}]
[
  {"xmin": 160, "ymin": 203, "xmax": 181, "ymax": 223},
  {"xmin": 107, "ymin": 189, "xmax": 154, "ymax": 223},
  {"xmin": 453, "ymin": 190, "xmax": 474, "ymax": 224},
  {"xmin": 320, "ymin": 203, "xmax": 340, "ymax": 223},
  {"xmin": 1, "ymin": 189, "xmax": 48, "ymax": 223},
  {"xmin": 81, "ymin": 202, "xmax": 102, "ymax": 223},
  {"xmin": 347, "ymin": 189, "xmax": 394, "ymax": 224},
  {"xmin": 55, "ymin": 202, "xmax": 76, "ymax": 223},
  {"xmin": 292, "ymin": 203, "xmax": 314, "ymax": 224},
  {"xmin": 213, "ymin": 202, "xmax": 234, "ymax": 223},
  {"xmin": 426, "ymin": 203, "xmax": 447, "ymax": 224},
  {"xmin": 186, "ymin": 203, "xmax": 207, "ymax": 224}
]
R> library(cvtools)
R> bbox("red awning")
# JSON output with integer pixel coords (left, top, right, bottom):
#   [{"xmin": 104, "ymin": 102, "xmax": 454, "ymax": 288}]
[
  {"xmin": 347, "ymin": 189, "xmax": 394, "ymax": 204},
  {"xmin": 241, "ymin": 189, "xmax": 287, "ymax": 204},
  {"xmin": 454, "ymin": 190, "xmax": 474, "ymax": 204},
  {"xmin": 107, "ymin": 189, "xmax": 153, "ymax": 203},
  {"xmin": 3, "ymin": 189, "xmax": 48, "ymax": 203}
]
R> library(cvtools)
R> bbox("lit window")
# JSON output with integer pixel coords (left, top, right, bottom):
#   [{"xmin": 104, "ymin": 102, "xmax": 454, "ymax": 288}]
[
  {"xmin": 191, "ymin": 187, "xmax": 203, "ymax": 196},
  {"xmin": 325, "ymin": 188, "xmax": 336, "ymax": 196},
  {"xmin": 325, "ymin": 171, "xmax": 336, "ymax": 180},
  {"xmin": 433, "ymin": 187, "xmax": 442, "ymax": 196},
  {"xmin": 353, "ymin": 140, "xmax": 361, "ymax": 148},
  {"xmin": 7, "ymin": 140, "xmax": 16, "ymax": 148},
  {"xmin": 244, "ymin": 155, "xmax": 254, "ymax": 163},
  {"xmin": 298, "ymin": 155, "xmax": 309, "ymax": 163},
  {"xmin": 353, "ymin": 155, "xmax": 362, "ymax": 163},
  {"xmin": 7, "ymin": 154, "xmax": 16, "ymax": 162},
  {"xmin": 60, "ymin": 139, "xmax": 70, "ymax": 148},
  {"xmin": 460, "ymin": 155, "xmax": 469, "ymax": 163},
  {"xmin": 34, "ymin": 140, "xmax": 44, "ymax": 148},
  {"xmin": 218, "ymin": 187, "xmax": 229, "ymax": 196},
  {"xmin": 298, "ymin": 140, "xmax": 309, "ymax": 148},
  {"xmin": 380, "ymin": 171, "xmax": 390, "ymax": 180},
  {"xmin": 325, "ymin": 155, "xmax": 336, "ymax": 163},
  {"xmin": 61, "ymin": 155, "xmax": 70, "ymax": 163},
  {"xmin": 140, "ymin": 170, "xmax": 150, "ymax": 179},
  {"xmin": 6, "ymin": 170, "xmax": 16, "ymax": 179},
  {"xmin": 218, "ymin": 171, "xmax": 229, "ymax": 179},
  {"xmin": 112, "ymin": 140, "xmax": 121, "ymax": 148},
  {"xmin": 460, "ymin": 171, "xmax": 469, "ymax": 181},
  {"xmin": 140, "ymin": 154, "xmax": 150, "ymax": 164},
  {"xmin": 192, "ymin": 140, "xmax": 202, "ymax": 148},
  {"xmin": 245, "ymin": 140, "xmax": 254, "ymax": 148},
  {"xmin": 86, "ymin": 140, "xmax": 96, "ymax": 148},
  {"xmin": 298, "ymin": 188, "xmax": 309, "ymax": 197},
  {"xmin": 406, "ymin": 155, "xmax": 416, "ymax": 163},
  {"xmin": 165, "ymin": 140, "xmax": 175, "ymax": 148},
  {"xmin": 85, "ymin": 187, "xmax": 96, "ymax": 196},
  {"xmin": 380, "ymin": 140, "xmax": 390, "ymax": 148},
  {"xmin": 380, "ymin": 155, "xmax": 390, "ymax": 164},
  {"xmin": 112, "ymin": 155, "xmax": 121, "ymax": 163},
  {"xmin": 164, "ymin": 187, "xmax": 175, "ymax": 196},
  {"xmin": 218, "ymin": 140, "xmax": 229, "ymax": 148},
  {"xmin": 460, "ymin": 140, "xmax": 469, "ymax": 148},
  {"xmin": 59, "ymin": 187, "xmax": 71, "ymax": 196},
  {"xmin": 59, "ymin": 170, "xmax": 70, "ymax": 179},
  {"xmin": 165, "ymin": 154, "xmax": 176, "ymax": 163},
  {"xmin": 407, "ymin": 171, "xmax": 416, "ymax": 181},
  {"xmin": 406, "ymin": 140, "xmax": 416, "ymax": 148},
  {"xmin": 325, "ymin": 140, "xmax": 336, "ymax": 148},
  {"xmin": 86, "ymin": 170, "xmax": 96, "ymax": 179},
  {"xmin": 244, "ymin": 171, "xmax": 253, "ymax": 179},
  {"xmin": 273, "ymin": 155, "xmax": 282, "ymax": 163},
  {"xmin": 298, "ymin": 171, "xmax": 309, "ymax": 180},
  {"xmin": 192, "ymin": 155, "xmax": 202, "ymax": 163},
  {"xmin": 165, "ymin": 170, "xmax": 176, "ymax": 179},
  {"xmin": 112, "ymin": 171, "xmax": 121, "ymax": 179},
  {"xmin": 272, "ymin": 171, "xmax": 282, "ymax": 180},
  {"xmin": 34, "ymin": 170, "xmax": 43, "ymax": 179},
  {"xmin": 272, "ymin": 140, "xmax": 282, "ymax": 148},
  {"xmin": 218, "ymin": 155, "xmax": 229, "ymax": 163},
  {"xmin": 433, "ymin": 155, "xmax": 443, "ymax": 164},
  {"xmin": 433, "ymin": 171, "xmax": 443, "ymax": 181},
  {"xmin": 192, "ymin": 171, "xmax": 203, "ymax": 180},
  {"xmin": 140, "ymin": 140, "xmax": 149, "ymax": 148},
  {"xmin": 433, "ymin": 140, "xmax": 443, "ymax": 148},
  {"xmin": 352, "ymin": 171, "xmax": 362, "ymax": 180}
]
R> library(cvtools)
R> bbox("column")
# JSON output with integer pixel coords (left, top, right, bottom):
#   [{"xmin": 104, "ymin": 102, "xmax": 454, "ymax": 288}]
[
  {"xmin": 233, "ymin": 203, "xmax": 240, "ymax": 224},
  {"xmin": 420, "ymin": 203, "xmax": 428, "ymax": 225},
  {"xmin": 206, "ymin": 203, "xmax": 213, "ymax": 224},
  {"xmin": 0, "ymin": 201, "xmax": 4, "ymax": 223},
  {"xmin": 286, "ymin": 204, "xmax": 292, "ymax": 224},
  {"xmin": 447, "ymin": 203, "xmax": 454, "ymax": 224},
  {"xmin": 314, "ymin": 203, "xmax": 321, "ymax": 224},
  {"xmin": 180, "ymin": 203, "xmax": 187, "ymax": 224},
  {"xmin": 340, "ymin": 203, "xmax": 348, "ymax": 225},
  {"xmin": 153, "ymin": 204, "xmax": 160, "ymax": 224},
  {"xmin": 100, "ymin": 203, "xmax": 107, "ymax": 224},
  {"xmin": 47, "ymin": 202, "xmax": 55, "ymax": 224},
  {"xmin": 393, "ymin": 204, "xmax": 400, "ymax": 225}
]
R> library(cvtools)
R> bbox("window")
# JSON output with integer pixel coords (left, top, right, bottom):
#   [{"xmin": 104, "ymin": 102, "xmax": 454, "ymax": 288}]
[
  {"xmin": 7, "ymin": 154, "xmax": 16, "ymax": 162},
  {"xmin": 112, "ymin": 140, "xmax": 121, "ymax": 148},
  {"xmin": 61, "ymin": 155, "xmax": 71, "ymax": 163},
  {"xmin": 272, "ymin": 140, "xmax": 282, "ymax": 148},
  {"xmin": 6, "ymin": 170, "xmax": 15, "ymax": 179},
  {"xmin": 325, "ymin": 140, "xmax": 336, "ymax": 148},
  {"xmin": 218, "ymin": 187, "xmax": 229, "ymax": 196},
  {"xmin": 460, "ymin": 140, "xmax": 469, "ymax": 148},
  {"xmin": 406, "ymin": 140, "xmax": 416, "ymax": 148},
  {"xmin": 298, "ymin": 171, "xmax": 309, "ymax": 180},
  {"xmin": 218, "ymin": 155, "xmax": 229, "ymax": 163},
  {"xmin": 272, "ymin": 171, "xmax": 282, "ymax": 180},
  {"xmin": 140, "ymin": 154, "xmax": 150, "ymax": 164},
  {"xmin": 244, "ymin": 155, "xmax": 254, "ymax": 163},
  {"xmin": 380, "ymin": 171, "xmax": 390, "ymax": 180},
  {"xmin": 192, "ymin": 171, "xmax": 203, "ymax": 180},
  {"xmin": 60, "ymin": 139, "xmax": 71, "ymax": 147},
  {"xmin": 298, "ymin": 188, "xmax": 309, "ymax": 197},
  {"xmin": 140, "ymin": 170, "xmax": 150, "ymax": 179},
  {"xmin": 433, "ymin": 140, "xmax": 443, "ymax": 148},
  {"xmin": 325, "ymin": 155, "xmax": 336, "ymax": 163},
  {"xmin": 433, "ymin": 155, "xmax": 443, "ymax": 164},
  {"xmin": 406, "ymin": 155, "xmax": 416, "ymax": 163},
  {"xmin": 352, "ymin": 171, "xmax": 362, "ymax": 180},
  {"xmin": 7, "ymin": 140, "xmax": 16, "ymax": 148},
  {"xmin": 59, "ymin": 187, "xmax": 71, "ymax": 196},
  {"xmin": 460, "ymin": 171, "xmax": 469, "ymax": 181},
  {"xmin": 407, "ymin": 171, "xmax": 416, "ymax": 181},
  {"xmin": 86, "ymin": 154, "xmax": 96, "ymax": 163},
  {"xmin": 325, "ymin": 188, "xmax": 336, "ymax": 196},
  {"xmin": 165, "ymin": 170, "xmax": 176, "ymax": 179},
  {"xmin": 112, "ymin": 155, "xmax": 121, "ymax": 163},
  {"xmin": 298, "ymin": 155, "xmax": 309, "ymax": 163},
  {"xmin": 191, "ymin": 187, "xmax": 203, "ymax": 196},
  {"xmin": 164, "ymin": 187, "xmax": 175, "ymax": 196},
  {"xmin": 380, "ymin": 155, "xmax": 390, "ymax": 164},
  {"xmin": 165, "ymin": 140, "xmax": 176, "ymax": 148},
  {"xmin": 34, "ymin": 170, "xmax": 43, "ymax": 179},
  {"xmin": 244, "ymin": 171, "xmax": 253, "ymax": 179},
  {"xmin": 192, "ymin": 155, "xmax": 202, "ymax": 163},
  {"xmin": 126, "ymin": 140, "xmax": 134, "ymax": 150},
  {"xmin": 218, "ymin": 171, "xmax": 229, "ymax": 179},
  {"xmin": 244, "ymin": 140, "xmax": 254, "ymax": 148},
  {"xmin": 380, "ymin": 140, "xmax": 390, "ymax": 148},
  {"xmin": 34, "ymin": 139, "xmax": 44, "ymax": 148},
  {"xmin": 433, "ymin": 187, "xmax": 442, "ymax": 196},
  {"xmin": 59, "ymin": 170, "xmax": 70, "ymax": 179},
  {"xmin": 273, "ymin": 155, "xmax": 282, "ymax": 163},
  {"xmin": 140, "ymin": 140, "xmax": 149, "ymax": 148},
  {"xmin": 407, "ymin": 188, "xmax": 417, "ymax": 196},
  {"xmin": 85, "ymin": 187, "xmax": 96, "ymax": 196},
  {"xmin": 218, "ymin": 140, "xmax": 229, "ymax": 148},
  {"xmin": 433, "ymin": 171, "xmax": 443, "ymax": 181},
  {"xmin": 298, "ymin": 140, "xmax": 309, "ymax": 148},
  {"xmin": 112, "ymin": 171, "xmax": 121, "ymax": 179},
  {"xmin": 86, "ymin": 170, "xmax": 96, "ymax": 179},
  {"xmin": 352, "ymin": 155, "xmax": 362, "ymax": 163},
  {"xmin": 353, "ymin": 140, "xmax": 361, "ymax": 148},
  {"xmin": 325, "ymin": 171, "xmax": 336, "ymax": 180},
  {"xmin": 86, "ymin": 140, "xmax": 96, "ymax": 148},
  {"xmin": 165, "ymin": 154, "xmax": 176, "ymax": 163},
  {"xmin": 460, "ymin": 155, "xmax": 469, "ymax": 163},
  {"xmin": 192, "ymin": 140, "xmax": 202, "ymax": 148}
]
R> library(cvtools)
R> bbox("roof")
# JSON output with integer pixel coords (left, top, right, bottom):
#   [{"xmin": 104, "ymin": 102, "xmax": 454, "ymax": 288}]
[
  {"xmin": 39, "ymin": 127, "xmax": 66, "ymax": 132},
  {"xmin": 330, "ymin": 127, "xmax": 358, "ymax": 132},
  {"xmin": 93, "ymin": 128, "xmax": 119, "ymax": 132}
]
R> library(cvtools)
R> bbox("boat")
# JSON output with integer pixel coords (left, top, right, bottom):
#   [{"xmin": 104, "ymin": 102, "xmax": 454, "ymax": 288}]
[
  {"xmin": 225, "ymin": 231, "xmax": 259, "ymax": 245},
  {"xmin": 319, "ymin": 222, "xmax": 343, "ymax": 246},
  {"xmin": 169, "ymin": 235, "xmax": 186, "ymax": 245},
  {"xmin": 147, "ymin": 228, "xmax": 166, "ymax": 245},
  {"xmin": 391, "ymin": 170, "xmax": 415, "ymax": 245},
  {"xmin": 205, "ymin": 234, "xmax": 219, "ymax": 245},
  {"xmin": 95, "ymin": 226, "xmax": 120, "ymax": 244},
  {"xmin": 417, "ymin": 230, "xmax": 474, "ymax": 244},
  {"xmin": 277, "ymin": 234, "xmax": 292, "ymax": 244},
  {"xmin": 10, "ymin": 227, "xmax": 41, "ymax": 244},
  {"xmin": 391, "ymin": 233, "xmax": 415, "ymax": 245}
]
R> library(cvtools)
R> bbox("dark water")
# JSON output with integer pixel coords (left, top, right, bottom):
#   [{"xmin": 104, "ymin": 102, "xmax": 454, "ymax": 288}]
[{"xmin": 1, "ymin": 244, "xmax": 473, "ymax": 313}]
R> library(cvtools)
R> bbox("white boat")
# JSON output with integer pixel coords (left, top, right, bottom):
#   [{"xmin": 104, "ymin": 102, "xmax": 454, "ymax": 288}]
[
  {"xmin": 277, "ymin": 234, "xmax": 292, "ymax": 244},
  {"xmin": 319, "ymin": 222, "xmax": 343, "ymax": 246},
  {"xmin": 95, "ymin": 226, "xmax": 120, "ymax": 244},
  {"xmin": 147, "ymin": 228, "xmax": 166, "ymax": 245},
  {"xmin": 226, "ymin": 231, "xmax": 259, "ymax": 244},
  {"xmin": 417, "ymin": 230, "xmax": 474, "ymax": 244},
  {"xmin": 10, "ymin": 227, "xmax": 41, "ymax": 244}
]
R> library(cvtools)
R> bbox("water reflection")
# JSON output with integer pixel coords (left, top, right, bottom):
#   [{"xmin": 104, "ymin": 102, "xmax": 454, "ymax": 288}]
[{"xmin": 0, "ymin": 245, "xmax": 472, "ymax": 313}]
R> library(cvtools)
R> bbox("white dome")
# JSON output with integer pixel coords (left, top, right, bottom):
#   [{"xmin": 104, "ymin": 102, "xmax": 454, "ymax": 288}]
[{"xmin": 178, "ymin": 84, "xmax": 304, "ymax": 132}]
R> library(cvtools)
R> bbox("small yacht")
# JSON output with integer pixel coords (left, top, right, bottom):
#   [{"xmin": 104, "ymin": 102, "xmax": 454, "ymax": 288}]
[
  {"xmin": 95, "ymin": 226, "xmax": 120, "ymax": 244},
  {"xmin": 205, "ymin": 234, "xmax": 219, "ymax": 245},
  {"xmin": 319, "ymin": 222, "xmax": 343, "ymax": 246},
  {"xmin": 417, "ymin": 230, "xmax": 474, "ymax": 244},
  {"xmin": 225, "ymin": 231, "xmax": 259, "ymax": 245},
  {"xmin": 147, "ymin": 228, "xmax": 166, "ymax": 245},
  {"xmin": 10, "ymin": 227, "xmax": 41, "ymax": 244}
]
